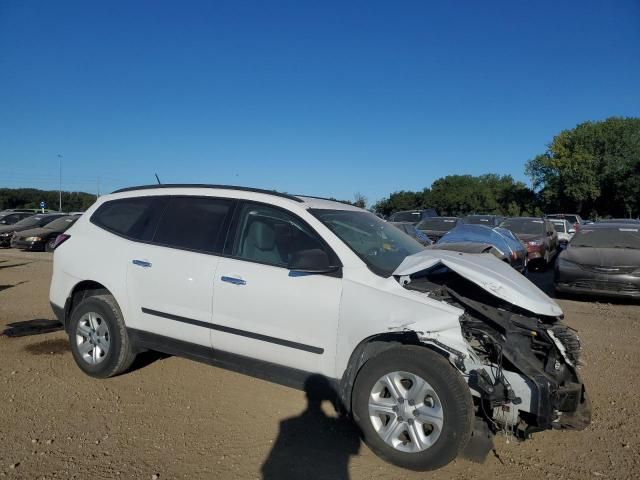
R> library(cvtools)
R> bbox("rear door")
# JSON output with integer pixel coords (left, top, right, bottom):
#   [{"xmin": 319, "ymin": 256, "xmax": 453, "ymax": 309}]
[
  {"xmin": 211, "ymin": 202, "xmax": 342, "ymax": 376},
  {"xmin": 125, "ymin": 196, "xmax": 235, "ymax": 346}
]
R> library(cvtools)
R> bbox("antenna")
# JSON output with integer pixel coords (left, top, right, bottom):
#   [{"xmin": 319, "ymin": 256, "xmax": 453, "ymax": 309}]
[{"xmin": 155, "ymin": 173, "xmax": 162, "ymax": 185}]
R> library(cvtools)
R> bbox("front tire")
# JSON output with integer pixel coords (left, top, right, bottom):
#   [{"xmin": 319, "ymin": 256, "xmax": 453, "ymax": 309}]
[
  {"xmin": 45, "ymin": 237, "xmax": 56, "ymax": 252},
  {"xmin": 68, "ymin": 294, "xmax": 136, "ymax": 378},
  {"xmin": 352, "ymin": 346, "xmax": 473, "ymax": 471}
]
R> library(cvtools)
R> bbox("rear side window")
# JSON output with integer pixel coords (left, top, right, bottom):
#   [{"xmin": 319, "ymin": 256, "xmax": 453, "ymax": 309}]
[
  {"xmin": 91, "ymin": 197, "xmax": 168, "ymax": 241},
  {"xmin": 153, "ymin": 197, "xmax": 233, "ymax": 254}
]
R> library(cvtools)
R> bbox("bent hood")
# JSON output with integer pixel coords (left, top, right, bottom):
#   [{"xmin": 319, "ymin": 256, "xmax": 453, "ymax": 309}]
[{"xmin": 393, "ymin": 249, "xmax": 562, "ymax": 317}]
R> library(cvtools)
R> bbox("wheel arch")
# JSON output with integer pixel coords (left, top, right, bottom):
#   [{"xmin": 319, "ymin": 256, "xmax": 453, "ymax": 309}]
[
  {"xmin": 63, "ymin": 280, "xmax": 112, "ymax": 332},
  {"xmin": 337, "ymin": 331, "xmax": 451, "ymax": 415}
]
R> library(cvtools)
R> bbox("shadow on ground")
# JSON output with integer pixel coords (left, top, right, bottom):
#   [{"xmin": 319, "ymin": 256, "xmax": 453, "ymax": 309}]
[
  {"xmin": 261, "ymin": 375, "xmax": 361, "ymax": 480},
  {"xmin": 128, "ymin": 350, "xmax": 172, "ymax": 372},
  {"xmin": 0, "ymin": 281, "xmax": 28, "ymax": 293},
  {"xmin": 2, "ymin": 318, "xmax": 62, "ymax": 337},
  {"xmin": 24, "ymin": 338, "xmax": 70, "ymax": 355},
  {"xmin": 0, "ymin": 262, "xmax": 31, "ymax": 271}
]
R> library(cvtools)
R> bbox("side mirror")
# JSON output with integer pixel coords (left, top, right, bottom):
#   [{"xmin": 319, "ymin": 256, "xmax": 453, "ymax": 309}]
[
  {"xmin": 568, "ymin": 228, "xmax": 576, "ymax": 234},
  {"xmin": 288, "ymin": 249, "xmax": 338, "ymax": 274}
]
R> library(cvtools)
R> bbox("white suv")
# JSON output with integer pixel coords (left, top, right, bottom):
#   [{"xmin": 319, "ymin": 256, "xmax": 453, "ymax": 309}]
[{"xmin": 50, "ymin": 185, "xmax": 590, "ymax": 471}]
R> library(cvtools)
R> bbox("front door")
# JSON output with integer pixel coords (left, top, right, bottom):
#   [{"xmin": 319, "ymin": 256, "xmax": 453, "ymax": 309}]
[{"xmin": 211, "ymin": 202, "xmax": 342, "ymax": 376}]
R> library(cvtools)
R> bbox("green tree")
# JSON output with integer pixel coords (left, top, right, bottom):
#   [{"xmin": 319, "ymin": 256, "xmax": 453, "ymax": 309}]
[
  {"xmin": 0, "ymin": 188, "xmax": 97, "ymax": 212},
  {"xmin": 526, "ymin": 117, "xmax": 640, "ymax": 217}
]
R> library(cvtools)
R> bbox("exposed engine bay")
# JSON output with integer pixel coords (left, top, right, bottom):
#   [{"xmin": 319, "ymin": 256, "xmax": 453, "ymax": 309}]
[{"xmin": 398, "ymin": 264, "xmax": 591, "ymax": 443}]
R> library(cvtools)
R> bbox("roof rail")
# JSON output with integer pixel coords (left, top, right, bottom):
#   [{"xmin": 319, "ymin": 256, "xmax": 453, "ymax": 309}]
[{"xmin": 111, "ymin": 184, "xmax": 304, "ymax": 203}]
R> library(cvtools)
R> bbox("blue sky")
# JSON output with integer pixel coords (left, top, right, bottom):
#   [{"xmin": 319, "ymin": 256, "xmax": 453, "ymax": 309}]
[{"xmin": 1, "ymin": 0, "xmax": 639, "ymax": 205}]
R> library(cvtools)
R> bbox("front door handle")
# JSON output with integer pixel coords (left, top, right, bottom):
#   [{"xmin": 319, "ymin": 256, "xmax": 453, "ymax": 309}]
[
  {"xmin": 221, "ymin": 276, "xmax": 246, "ymax": 286},
  {"xmin": 132, "ymin": 259, "xmax": 152, "ymax": 268}
]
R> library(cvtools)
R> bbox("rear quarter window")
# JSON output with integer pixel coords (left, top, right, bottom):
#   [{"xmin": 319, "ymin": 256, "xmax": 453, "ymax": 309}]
[{"xmin": 91, "ymin": 196, "xmax": 169, "ymax": 241}]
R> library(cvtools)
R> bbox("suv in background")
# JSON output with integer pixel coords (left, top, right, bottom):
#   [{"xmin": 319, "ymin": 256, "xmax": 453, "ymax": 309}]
[
  {"xmin": 388, "ymin": 209, "xmax": 438, "ymax": 224},
  {"xmin": 546, "ymin": 214, "xmax": 583, "ymax": 233},
  {"xmin": 548, "ymin": 218, "xmax": 574, "ymax": 247},
  {"xmin": 49, "ymin": 185, "xmax": 588, "ymax": 471}
]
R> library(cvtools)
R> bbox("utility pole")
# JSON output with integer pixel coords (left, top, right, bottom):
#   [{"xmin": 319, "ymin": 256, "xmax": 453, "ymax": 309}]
[{"xmin": 58, "ymin": 154, "xmax": 63, "ymax": 212}]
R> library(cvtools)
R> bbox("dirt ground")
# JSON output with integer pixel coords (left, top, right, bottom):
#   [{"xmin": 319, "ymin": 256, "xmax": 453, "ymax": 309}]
[{"xmin": 0, "ymin": 250, "xmax": 639, "ymax": 480}]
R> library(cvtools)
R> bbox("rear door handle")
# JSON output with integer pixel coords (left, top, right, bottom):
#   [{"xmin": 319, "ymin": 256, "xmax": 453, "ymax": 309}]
[
  {"xmin": 132, "ymin": 259, "xmax": 152, "ymax": 268},
  {"xmin": 221, "ymin": 276, "xmax": 246, "ymax": 286}
]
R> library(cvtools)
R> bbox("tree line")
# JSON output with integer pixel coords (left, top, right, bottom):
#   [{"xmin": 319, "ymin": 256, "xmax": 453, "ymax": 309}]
[
  {"xmin": 373, "ymin": 117, "xmax": 640, "ymax": 219},
  {"xmin": 0, "ymin": 188, "xmax": 97, "ymax": 212}
]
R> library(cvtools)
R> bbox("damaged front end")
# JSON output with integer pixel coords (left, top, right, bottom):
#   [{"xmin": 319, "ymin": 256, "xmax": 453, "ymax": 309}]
[{"xmin": 394, "ymin": 251, "xmax": 591, "ymax": 444}]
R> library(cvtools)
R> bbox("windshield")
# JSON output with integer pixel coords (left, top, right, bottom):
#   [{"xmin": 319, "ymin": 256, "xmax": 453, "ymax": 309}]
[
  {"xmin": 500, "ymin": 218, "xmax": 545, "ymax": 235},
  {"xmin": 462, "ymin": 216, "xmax": 496, "ymax": 225},
  {"xmin": 417, "ymin": 218, "xmax": 458, "ymax": 232},
  {"xmin": 571, "ymin": 227, "xmax": 640, "ymax": 249},
  {"xmin": 13, "ymin": 215, "xmax": 46, "ymax": 228},
  {"xmin": 547, "ymin": 214, "xmax": 579, "ymax": 224},
  {"xmin": 45, "ymin": 216, "xmax": 78, "ymax": 231},
  {"xmin": 550, "ymin": 220, "xmax": 567, "ymax": 233},
  {"xmin": 390, "ymin": 211, "xmax": 422, "ymax": 222},
  {"xmin": 310, "ymin": 209, "xmax": 424, "ymax": 276}
]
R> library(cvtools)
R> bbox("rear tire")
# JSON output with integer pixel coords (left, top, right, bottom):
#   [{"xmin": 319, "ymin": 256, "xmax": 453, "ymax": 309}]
[
  {"xmin": 352, "ymin": 346, "xmax": 473, "ymax": 471},
  {"xmin": 68, "ymin": 294, "xmax": 136, "ymax": 378}
]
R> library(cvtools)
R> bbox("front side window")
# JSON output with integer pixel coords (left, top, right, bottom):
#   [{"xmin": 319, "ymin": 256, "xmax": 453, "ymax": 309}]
[
  {"xmin": 233, "ymin": 203, "xmax": 328, "ymax": 267},
  {"xmin": 91, "ymin": 196, "xmax": 169, "ymax": 241},
  {"xmin": 311, "ymin": 209, "xmax": 423, "ymax": 277},
  {"xmin": 153, "ymin": 197, "xmax": 233, "ymax": 253}
]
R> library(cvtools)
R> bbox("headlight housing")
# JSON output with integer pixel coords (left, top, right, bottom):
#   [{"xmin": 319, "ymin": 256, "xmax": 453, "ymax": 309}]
[{"xmin": 24, "ymin": 236, "xmax": 43, "ymax": 242}]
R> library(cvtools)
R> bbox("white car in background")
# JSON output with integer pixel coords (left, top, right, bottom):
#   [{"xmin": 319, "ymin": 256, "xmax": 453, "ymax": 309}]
[
  {"xmin": 549, "ymin": 218, "xmax": 575, "ymax": 247},
  {"xmin": 49, "ymin": 185, "xmax": 590, "ymax": 471}
]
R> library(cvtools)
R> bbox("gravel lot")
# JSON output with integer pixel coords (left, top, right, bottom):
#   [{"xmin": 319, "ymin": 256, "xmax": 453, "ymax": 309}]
[{"xmin": 1, "ymin": 249, "xmax": 639, "ymax": 479}]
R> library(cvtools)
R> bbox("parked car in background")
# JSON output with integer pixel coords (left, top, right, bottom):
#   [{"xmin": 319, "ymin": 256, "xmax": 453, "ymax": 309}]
[
  {"xmin": 389, "ymin": 221, "xmax": 433, "ymax": 246},
  {"xmin": 461, "ymin": 215, "xmax": 504, "ymax": 227},
  {"xmin": 1, "ymin": 208, "xmax": 41, "ymax": 213},
  {"xmin": 546, "ymin": 214, "xmax": 583, "ymax": 233},
  {"xmin": 416, "ymin": 217, "xmax": 458, "ymax": 242},
  {"xmin": 500, "ymin": 217, "xmax": 558, "ymax": 268},
  {"xmin": 11, "ymin": 215, "xmax": 80, "ymax": 252},
  {"xmin": 0, "ymin": 213, "xmax": 67, "ymax": 247},
  {"xmin": 0, "ymin": 211, "xmax": 35, "ymax": 226},
  {"xmin": 596, "ymin": 218, "xmax": 640, "ymax": 224},
  {"xmin": 432, "ymin": 224, "xmax": 527, "ymax": 273},
  {"xmin": 49, "ymin": 185, "xmax": 588, "ymax": 471},
  {"xmin": 549, "ymin": 219, "xmax": 575, "ymax": 247},
  {"xmin": 555, "ymin": 223, "xmax": 640, "ymax": 299},
  {"xmin": 388, "ymin": 209, "xmax": 438, "ymax": 224}
]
